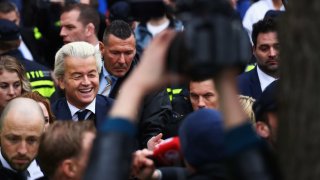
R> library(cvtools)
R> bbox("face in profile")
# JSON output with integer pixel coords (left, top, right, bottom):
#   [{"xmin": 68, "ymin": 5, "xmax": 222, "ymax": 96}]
[
  {"xmin": 0, "ymin": 70, "xmax": 22, "ymax": 111},
  {"xmin": 59, "ymin": 56, "xmax": 99, "ymax": 109},
  {"xmin": 0, "ymin": 111, "xmax": 43, "ymax": 171},
  {"xmin": 102, "ymin": 34, "xmax": 136, "ymax": 77},
  {"xmin": 60, "ymin": 9, "xmax": 88, "ymax": 44},
  {"xmin": 189, "ymin": 79, "xmax": 219, "ymax": 111}
]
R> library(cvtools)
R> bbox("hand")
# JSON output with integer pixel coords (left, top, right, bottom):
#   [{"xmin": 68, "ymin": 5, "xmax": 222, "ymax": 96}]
[
  {"xmin": 125, "ymin": 30, "xmax": 178, "ymax": 93},
  {"xmin": 147, "ymin": 133, "xmax": 164, "ymax": 151},
  {"xmin": 131, "ymin": 149, "xmax": 155, "ymax": 180}
]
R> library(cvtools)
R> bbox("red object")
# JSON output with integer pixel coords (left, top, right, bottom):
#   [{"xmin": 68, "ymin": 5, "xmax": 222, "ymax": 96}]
[{"xmin": 152, "ymin": 137, "xmax": 183, "ymax": 166}]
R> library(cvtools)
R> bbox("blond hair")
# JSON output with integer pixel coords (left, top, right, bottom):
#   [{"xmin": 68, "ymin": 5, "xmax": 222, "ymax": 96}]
[{"xmin": 239, "ymin": 95, "xmax": 256, "ymax": 124}]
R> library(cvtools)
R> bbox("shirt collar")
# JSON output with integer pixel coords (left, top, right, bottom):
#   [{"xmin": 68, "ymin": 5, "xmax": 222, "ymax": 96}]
[
  {"xmin": 67, "ymin": 98, "xmax": 96, "ymax": 118},
  {"xmin": 94, "ymin": 43, "xmax": 100, "ymax": 50},
  {"xmin": 257, "ymin": 65, "xmax": 277, "ymax": 91},
  {"xmin": 102, "ymin": 66, "xmax": 118, "ymax": 81},
  {"xmin": 0, "ymin": 150, "xmax": 15, "ymax": 172}
]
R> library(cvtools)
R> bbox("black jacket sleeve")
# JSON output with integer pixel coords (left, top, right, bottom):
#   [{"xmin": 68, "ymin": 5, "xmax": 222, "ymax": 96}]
[
  {"xmin": 138, "ymin": 89, "xmax": 172, "ymax": 148},
  {"xmin": 84, "ymin": 118, "xmax": 137, "ymax": 180},
  {"xmin": 226, "ymin": 122, "xmax": 281, "ymax": 180}
]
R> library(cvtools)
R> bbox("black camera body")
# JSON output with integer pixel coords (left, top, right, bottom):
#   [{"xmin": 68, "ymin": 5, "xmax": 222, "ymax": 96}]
[{"xmin": 128, "ymin": 0, "xmax": 252, "ymax": 80}]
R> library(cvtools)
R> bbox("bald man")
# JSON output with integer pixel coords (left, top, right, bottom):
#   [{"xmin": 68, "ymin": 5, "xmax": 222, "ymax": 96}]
[{"xmin": 0, "ymin": 97, "xmax": 45, "ymax": 179}]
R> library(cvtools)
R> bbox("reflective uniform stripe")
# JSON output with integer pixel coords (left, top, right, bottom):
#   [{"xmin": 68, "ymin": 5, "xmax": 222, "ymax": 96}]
[
  {"xmin": 32, "ymin": 88, "xmax": 55, "ymax": 98},
  {"xmin": 30, "ymin": 80, "xmax": 55, "ymax": 87},
  {"xmin": 167, "ymin": 88, "xmax": 182, "ymax": 101},
  {"xmin": 30, "ymin": 80, "xmax": 56, "ymax": 98}
]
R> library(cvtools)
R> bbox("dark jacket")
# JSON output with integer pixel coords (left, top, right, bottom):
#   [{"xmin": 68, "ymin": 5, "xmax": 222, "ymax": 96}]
[
  {"xmin": 187, "ymin": 163, "xmax": 226, "ymax": 180},
  {"xmin": 226, "ymin": 123, "xmax": 281, "ymax": 180},
  {"xmin": 0, "ymin": 160, "xmax": 47, "ymax": 180},
  {"xmin": 51, "ymin": 94, "xmax": 113, "ymax": 127},
  {"xmin": 85, "ymin": 119, "xmax": 279, "ymax": 180},
  {"xmin": 20, "ymin": 27, "xmax": 49, "ymax": 67},
  {"xmin": 0, "ymin": 163, "xmax": 26, "ymax": 180},
  {"xmin": 237, "ymin": 67, "xmax": 262, "ymax": 100},
  {"xmin": 84, "ymin": 118, "xmax": 137, "ymax": 180},
  {"xmin": 101, "ymin": 57, "xmax": 172, "ymax": 148}
]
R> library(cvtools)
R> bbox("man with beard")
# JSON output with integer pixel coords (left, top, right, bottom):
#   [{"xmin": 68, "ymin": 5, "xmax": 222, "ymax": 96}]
[
  {"xmin": 0, "ymin": 98, "xmax": 45, "ymax": 179},
  {"xmin": 237, "ymin": 17, "xmax": 279, "ymax": 100}
]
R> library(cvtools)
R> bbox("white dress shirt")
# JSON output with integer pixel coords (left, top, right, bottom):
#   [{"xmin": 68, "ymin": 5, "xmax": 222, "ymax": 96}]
[
  {"xmin": 67, "ymin": 98, "xmax": 96, "ymax": 121},
  {"xmin": 257, "ymin": 65, "xmax": 277, "ymax": 92},
  {"xmin": 242, "ymin": 0, "xmax": 285, "ymax": 42},
  {"xmin": 18, "ymin": 39, "xmax": 34, "ymax": 61}
]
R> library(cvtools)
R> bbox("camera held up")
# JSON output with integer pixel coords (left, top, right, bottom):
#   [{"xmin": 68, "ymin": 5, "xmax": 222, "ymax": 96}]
[{"xmin": 128, "ymin": 0, "xmax": 252, "ymax": 80}]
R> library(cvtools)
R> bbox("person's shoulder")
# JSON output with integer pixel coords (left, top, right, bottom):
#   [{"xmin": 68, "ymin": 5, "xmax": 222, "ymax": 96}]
[
  {"xmin": 23, "ymin": 59, "xmax": 51, "ymax": 72},
  {"xmin": 244, "ymin": 0, "xmax": 269, "ymax": 18},
  {"xmin": 96, "ymin": 94, "xmax": 114, "ymax": 104},
  {"xmin": 51, "ymin": 97, "xmax": 67, "ymax": 109},
  {"xmin": 237, "ymin": 68, "xmax": 256, "ymax": 81}
]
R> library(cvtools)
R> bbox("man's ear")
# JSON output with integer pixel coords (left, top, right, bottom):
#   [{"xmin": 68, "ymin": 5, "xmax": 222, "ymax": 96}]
[
  {"xmin": 255, "ymin": 121, "xmax": 270, "ymax": 138},
  {"xmin": 58, "ymin": 77, "xmax": 65, "ymax": 90},
  {"xmin": 85, "ymin": 23, "xmax": 95, "ymax": 36},
  {"xmin": 61, "ymin": 159, "xmax": 77, "ymax": 178},
  {"xmin": 99, "ymin": 41, "xmax": 105, "ymax": 55},
  {"xmin": 252, "ymin": 45, "xmax": 256, "ymax": 57}
]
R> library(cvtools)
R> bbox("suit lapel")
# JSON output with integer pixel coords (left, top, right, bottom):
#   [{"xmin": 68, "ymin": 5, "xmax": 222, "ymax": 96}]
[
  {"xmin": 56, "ymin": 99, "xmax": 73, "ymax": 120},
  {"xmin": 250, "ymin": 68, "xmax": 262, "ymax": 99},
  {"xmin": 95, "ymin": 96, "xmax": 106, "ymax": 127}
]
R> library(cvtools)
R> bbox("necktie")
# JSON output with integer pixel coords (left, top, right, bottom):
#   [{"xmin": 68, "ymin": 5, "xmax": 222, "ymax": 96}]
[
  {"xmin": 101, "ymin": 76, "xmax": 113, "ymax": 96},
  {"xmin": 16, "ymin": 170, "xmax": 29, "ymax": 180},
  {"xmin": 77, "ymin": 109, "xmax": 89, "ymax": 121}
]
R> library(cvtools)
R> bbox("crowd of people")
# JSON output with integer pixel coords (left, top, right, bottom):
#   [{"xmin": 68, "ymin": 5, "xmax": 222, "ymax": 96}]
[{"xmin": 0, "ymin": 0, "xmax": 284, "ymax": 179}]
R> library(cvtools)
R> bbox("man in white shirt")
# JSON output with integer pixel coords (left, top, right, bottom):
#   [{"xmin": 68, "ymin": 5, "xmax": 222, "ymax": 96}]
[
  {"xmin": 51, "ymin": 42, "xmax": 113, "ymax": 127},
  {"xmin": 237, "ymin": 17, "xmax": 279, "ymax": 100},
  {"xmin": 242, "ymin": 0, "xmax": 284, "ymax": 42},
  {"xmin": 0, "ymin": 98, "xmax": 45, "ymax": 180}
]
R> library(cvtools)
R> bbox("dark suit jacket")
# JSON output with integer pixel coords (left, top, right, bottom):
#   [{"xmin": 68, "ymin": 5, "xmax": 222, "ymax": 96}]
[
  {"xmin": 51, "ymin": 94, "xmax": 113, "ymax": 127},
  {"xmin": 0, "ymin": 161, "xmax": 24, "ymax": 180},
  {"xmin": 237, "ymin": 67, "xmax": 262, "ymax": 100},
  {"xmin": 20, "ymin": 27, "xmax": 50, "ymax": 68},
  {"xmin": 100, "ymin": 56, "xmax": 172, "ymax": 148},
  {"xmin": 0, "ymin": 160, "xmax": 47, "ymax": 180}
]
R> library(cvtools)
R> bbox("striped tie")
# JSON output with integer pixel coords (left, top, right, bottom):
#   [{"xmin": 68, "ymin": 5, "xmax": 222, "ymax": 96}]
[
  {"xmin": 77, "ymin": 109, "xmax": 89, "ymax": 121},
  {"xmin": 101, "ymin": 76, "xmax": 112, "ymax": 96}
]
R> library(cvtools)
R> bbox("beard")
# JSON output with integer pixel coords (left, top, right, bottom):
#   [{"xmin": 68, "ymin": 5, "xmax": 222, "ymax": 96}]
[{"xmin": 2, "ymin": 151, "xmax": 32, "ymax": 171}]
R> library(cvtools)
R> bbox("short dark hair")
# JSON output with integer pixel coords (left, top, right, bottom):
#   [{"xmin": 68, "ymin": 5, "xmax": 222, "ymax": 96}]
[
  {"xmin": 62, "ymin": 3, "xmax": 100, "ymax": 35},
  {"xmin": 38, "ymin": 121, "xmax": 96, "ymax": 178},
  {"xmin": 251, "ymin": 18, "xmax": 278, "ymax": 47},
  {"xmin": 103, "ymin": 20, "xmax": 134, "ymax": 45},
  {"xmin": 0, "ymin": 1, "xmax": 17, "ymax": 14}
]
